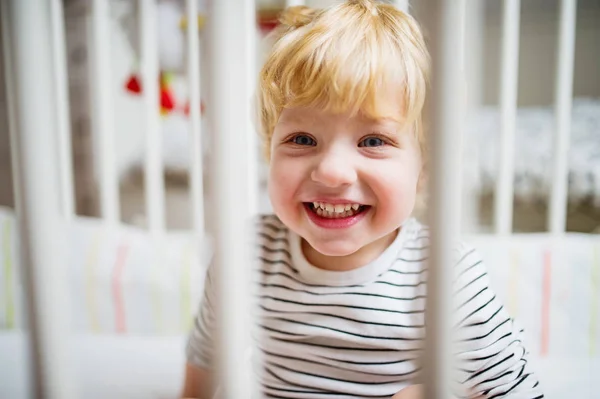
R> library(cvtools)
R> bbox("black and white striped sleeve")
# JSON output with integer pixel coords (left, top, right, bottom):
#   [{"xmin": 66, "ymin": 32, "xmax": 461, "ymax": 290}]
[
  {"xmin": 186, "ymin": 262, "xmax": 217, "ymax": 370},
  {"xmin": 453, "ymin": 246, "xmax": 544, "ymax": 399}
]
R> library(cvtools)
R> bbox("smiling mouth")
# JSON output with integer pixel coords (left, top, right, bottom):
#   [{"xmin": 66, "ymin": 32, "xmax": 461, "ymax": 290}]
[{"xmin": 304, "ymin": 202, "xmax": 370, "ymax": 219}]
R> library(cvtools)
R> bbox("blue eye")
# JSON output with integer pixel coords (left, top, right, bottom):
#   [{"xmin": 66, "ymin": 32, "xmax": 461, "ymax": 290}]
[
  {"xmin": 359, "ymin": 137, "xmax": 385, "ymax": 147},
  {"xmin": 291, "ymin": 134, "xmax": 316, "ymax": 146}
]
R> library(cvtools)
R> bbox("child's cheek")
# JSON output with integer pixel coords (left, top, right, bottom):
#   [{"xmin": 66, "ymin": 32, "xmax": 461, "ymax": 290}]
[{"xmin": 268, "ymin": 158, "xmax": 298, "ymax": 207}]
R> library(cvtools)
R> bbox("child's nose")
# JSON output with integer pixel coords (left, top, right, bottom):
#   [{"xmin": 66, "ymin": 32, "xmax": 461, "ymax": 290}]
[{"xmin": 310, "ymin": 152, "xmax": 358, "ymax": 188}]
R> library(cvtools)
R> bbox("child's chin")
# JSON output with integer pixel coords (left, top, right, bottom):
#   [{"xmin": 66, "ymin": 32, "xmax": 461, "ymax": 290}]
[{"xmin": 309, "ymin": 241, "xmax": 361, "ymax": 258}]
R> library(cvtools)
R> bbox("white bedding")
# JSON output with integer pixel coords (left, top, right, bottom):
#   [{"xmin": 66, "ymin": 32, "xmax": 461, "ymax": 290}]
[
  {"xmin": 466, "ymin": 98, "xmax": 600, "ymax": 205},
  {"xmin": 0, "ymin": 332, "xmax": 186, "ymax": 399},
  {"xmin": 0, "ymin": 332, "xmax": 596, "ymax": 398}
]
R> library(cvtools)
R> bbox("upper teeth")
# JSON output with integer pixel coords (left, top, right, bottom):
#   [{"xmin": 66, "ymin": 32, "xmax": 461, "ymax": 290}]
[{"xmin": 312, "ymin": 202, "xmax": 361, "ymax": 213}]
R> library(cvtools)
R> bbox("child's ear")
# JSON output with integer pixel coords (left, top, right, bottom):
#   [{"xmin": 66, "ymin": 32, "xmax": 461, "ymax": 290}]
[
  {"xmin": 416, "ymin": 160, "xmax": 428, "ymax": 195},
  {"xmin": 416, "ymin": 173, "xmax": 425, "ymax": 194},
  {"xmin": 412, "ymin": 163, "xmax": 429, "ymax": 220}
]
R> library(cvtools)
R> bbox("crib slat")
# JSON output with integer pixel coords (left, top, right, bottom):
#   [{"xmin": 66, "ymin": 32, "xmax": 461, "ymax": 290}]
[
  {"xmin": 285, "ymin": 0, "xmax": 306, "ymax": 6},
  {"xmin": 91, "ymin": 0, "xmax": 120, "ymax": 224},
  {"xmin": 494, "ymin": 0, "xmax": 521, "ymax": 235},
  {"xmin": 207, "ymin": 0, "xmax": 258, "ymax": 396},
  {"xmin": 394, "ymin": 0, "xmax": 410, "ymax": 13},
  {"xmin": 140, "ymin": 0, "xmax": 165, "ymax": 234},
  {"xmin": 246, "ymin": 2, "xmax": 259, "ymax": 218},
  {"xmin": 50, "ymin": 0, "xmax": 75, "ymax": 220},
  {"xmin": 417, "ymin": 0, "xmax": 465, "ymax": 396},
  {"xmin": 7, "ymin": 0, "xmax": 76, "ymax": 397},
  {"xmin": 549, "ymin": 0, "xmax": 577, "ymax": 235},
  {"xmin": 1, "ymin": 1, "xmax": 22, "ymax": 216},
  {"xmin": 461, "ymin": 0, "xmax": 485, "ymax": 233},
  {"xmin": 186, "ymin": 0, "xmax": 205, "ymax": 240}
]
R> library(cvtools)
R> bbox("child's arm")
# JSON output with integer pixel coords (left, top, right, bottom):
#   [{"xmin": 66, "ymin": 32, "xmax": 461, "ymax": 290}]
[
  {"xmin": 181, "ymin": 362, "xmax": 214, "ymax": 399},
  {"xmin": 453, "ymin": 246, "xmax": 544, "ymax": 398},
  {"xmin": 392, "ymin": 384, "xmax": 423, "ymax": 399},
  {"xmin": 182, "ymin": 264, "xmax": 218, "ymax": 398}
]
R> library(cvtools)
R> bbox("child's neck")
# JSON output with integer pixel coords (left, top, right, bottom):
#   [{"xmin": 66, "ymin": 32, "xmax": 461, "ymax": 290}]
[{"xmin": 301, "ymin": 229, "xmax": 399, "ymax": 272}]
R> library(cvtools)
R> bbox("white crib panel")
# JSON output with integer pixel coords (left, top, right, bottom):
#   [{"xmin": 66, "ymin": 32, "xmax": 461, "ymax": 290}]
[
  {"xmin": 186, "ymin": 0, "xmax": 205, "ymax": 241},
  {"xmin": 549, "ymin": 0, "xmax": 578, "ymax": 235},
  {"xmin": 140, "ymin": 0, "xmax": 166, "ymax": 234},
  {"xmin": 495, "ymin": 0, "xmax": 521, "ymax": 235},
  {"xmin": 91, "ymin": 0, "xmax": 120, "ymax": 224},
  {"xmin": 8, "ymin": 0, "xmax": 76, "ymax": 397}
]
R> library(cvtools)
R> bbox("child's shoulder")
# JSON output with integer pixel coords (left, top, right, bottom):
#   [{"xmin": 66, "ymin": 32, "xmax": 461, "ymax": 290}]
[
  {"xmin": 254, "ymin": 214, "xmax": 290, "ymax": 249},
  {"xmin": 401, "ymin": 219, "xmax": 483, "ymax": 268},
  {"xmin": 255, "ymin": 214, "xmax": 288, "ymax": 235},
  {"xmin": 253, "ymin": 214, "xmax": 295, "ymax": 274},
  {"xmin": 402, "ymin": 218, "xmax": 430, "ymax": 248}
]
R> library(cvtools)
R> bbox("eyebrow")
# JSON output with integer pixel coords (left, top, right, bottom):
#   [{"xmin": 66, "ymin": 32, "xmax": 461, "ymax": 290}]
[
  {"xmin": 369, "ymin": 114, "xmax": 403, "ymax": 124},
  {"xmin": 277, "ymin": 113, "xmax": 316, "ymax": 127},
  {"xmin": 365, "ymin": 119, "xmax": 404, "ymax": 131},
  {"xmin": 276, "ymin": 113, "xmax": 404, "ymax": 132}
]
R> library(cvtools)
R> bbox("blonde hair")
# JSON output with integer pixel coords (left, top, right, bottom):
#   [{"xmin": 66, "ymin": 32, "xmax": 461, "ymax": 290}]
[{"xmin": 257, "ymin": 0, "xmax": 430, "ymax": 160}]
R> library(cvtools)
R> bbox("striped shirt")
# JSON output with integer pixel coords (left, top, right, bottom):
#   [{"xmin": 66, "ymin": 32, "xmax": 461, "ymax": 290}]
[{"xmin": 186, "ymin": 215, "xmax": 543, "ymax": 398}]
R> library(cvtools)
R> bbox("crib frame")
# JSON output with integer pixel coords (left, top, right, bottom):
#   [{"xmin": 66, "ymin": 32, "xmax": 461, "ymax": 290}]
[{"xmin": 0, "ymin": 0, "xmax": 579, "ymax": 398}]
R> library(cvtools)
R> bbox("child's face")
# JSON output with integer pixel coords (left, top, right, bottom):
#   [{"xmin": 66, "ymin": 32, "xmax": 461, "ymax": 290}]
[{"xmin": 268, "ymin": 103, "xmax": 422, "ymax": 260}]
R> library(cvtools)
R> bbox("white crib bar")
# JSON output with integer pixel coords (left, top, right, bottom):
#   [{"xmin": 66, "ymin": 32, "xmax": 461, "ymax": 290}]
[
  {"xmin": 285, "ymin": 0, "xmax": 306, "ymax": 6},
  {"xmin": 394, "ymin": 0, "xmax": 410, "ymax": 13},
  {"xmin": 1, "ymin": 1, "xmax": 22, "ymax": 216},
  {"xmin": 454, "ymin": 0, "xmax": 467, "ymax": 234},
  {"xmin": 246, "ymin": 4, "xmax": 259, "ymax": 218},
  {"xmin": 186, "ymin": 0, "xmax": 205, "ymax": 240},
  {"xmin": 91, "ymin": 0, "xmax": 120, "ymax": 224},
  {"xmin": 140, "ymin": 0, "xmax": 165, "ymax": 234},
  {"xmin": 494, "ymin": 0, "xmax": 521, "ymax": 235},
  {"xmin": 419, "ymin": 0, "xmax": 464, "ymax": 396},
  {"xmin": 464, "ymin": 0, "xmax": 485, "ymax": 110},
  {"xmin": 208, "ymin": 0, "xmax": 257, "ymax": 397},
  {"xmin": 50, "ymin": 0, "xmax": 75, "ymax": 220},
  {"xmin": 461, "ymin": 0, "xmax": 485, "ymax": 234},
  {"xmin": 549, "ymin": 0, "xmax": 577, "ymax": 235},
  {"xmin": 8, "ymin": 0, "xmax": 76, "ymax": 397}
]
